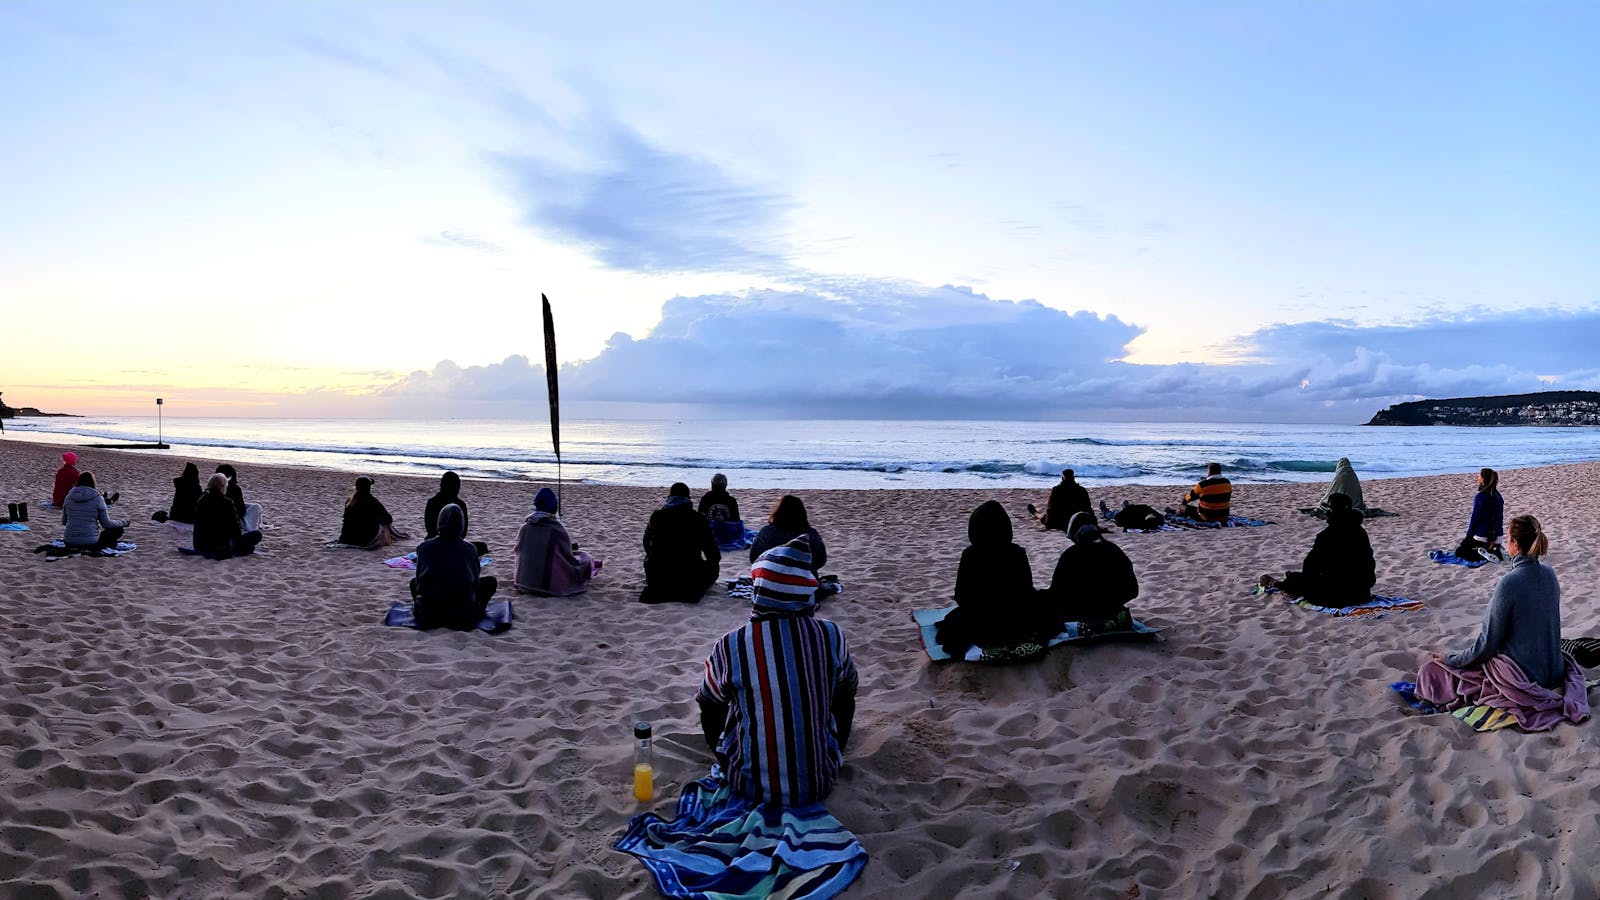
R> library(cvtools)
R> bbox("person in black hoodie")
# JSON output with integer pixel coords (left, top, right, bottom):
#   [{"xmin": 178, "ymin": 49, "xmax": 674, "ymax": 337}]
[
  {"xmin": 411, "ymin": 503, "xmax": 497, "ymax": 629},
  {"xmin": 1043, "ymin": 511, "xmax": 1139, "ymax": 632},
  {"xmin": 640, "ymin": 482, "xmax": 721, "ymax": 604},
  {"xmin": 1259, "ymin": 492, "xmax": 1376, "ymax": 608},
  {"xmin": 424, "ymin": 471, "xmax": 487, "ymax": 555},
  {"xmin": 192, "ymin": 473, "xmax": 263, "ymax": 559},
  {"xmin": 935, "ymin": 500, "xmax": 1053, "ymax": 656},
  {"xmin": 215, "ymin": 465, "xmax": 247, "ymax": 522},
  {"xmin": 152, "ymin": 462, "xmax": 203, "ymax": 524},
  {"xmin": 1028, "ymin": 469, "xmax": 1093, "ymax": 531},
  {"xmin": 748, "ymin": 495, "xmax": 827, "ymax": 573},
  {"xmin": 698, "ymin": 473, "xmax": 741, "ymax": 522},
  {"xmin": 337, "ymin": 476, "xmax": 402, "ymax": 548}
]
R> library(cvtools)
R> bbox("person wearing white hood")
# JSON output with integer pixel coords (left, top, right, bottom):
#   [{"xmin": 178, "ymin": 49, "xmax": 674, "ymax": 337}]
[{"xmin": 61, "ymin": 471, "xmax": 128, "ymax": 550}]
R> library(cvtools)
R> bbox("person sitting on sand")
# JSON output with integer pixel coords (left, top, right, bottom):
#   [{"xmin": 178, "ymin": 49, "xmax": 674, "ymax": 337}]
[
  {"xmin": 1027, "ymin": 468, "xmax": 1092, "ymax": 531},
  {"xmin": 640, "ymin": 482, "xmax": 721, "ymax": 604},
  {"xmin": 1455, "ymin": 467, "xmax": 1504, "ymax": 562},
  {"xmin": 513, "ymin": 487, "xmax": 598, "ymax": 596},
  {"xmin": 152, "ymin": 462, "xmax": 203, "ymax": 524},
  {"xmin": 337, "ymin": 476, "xmax": 406, "ymax": 549},
  {"xmin": 935, "ymin": 500, "xmax": 1054, "ymax": 657},
  {"xmin": 1321, "ymin": 458, "xmax": 1365, "ymax": 511},
  {"xmin": 411, "ymin": 503, "xmax": 498, "ymax": 630},
  {"xmin": 192, "ymin": 473, "xmax": 263, "ymax": 559},
  {"xmin": 698, "ymin": 473, "xmax": 741, "ymax": 523},
  {"xmin": 60, "ymin": 472, "xmax": 127, "ymax": 551},
  {"xmin": 1042, "ymin": 511, "xmax": 1138, "ymax": 633},
  {"xmin": 749, "ymin": 495, "xmax": 827, "ymax": 574},
  {"xmin": 1258, "ymin": 492, "xmax": 1375, "ymax": 608},
  {"xmin": 425, "ymin": 471, "xmax": 487, "ymax": 555},
  {"xmin": 1414, "ymin": 514, "xmax": 1589, "ymax": 731},
  {"xmin": 698, "ymin": 535, "xmax": 858, "ymax": 805},
  {"xmin": 1177, "ymin": 462, "xmax": 1232, "ymax": 523},
  {"xmin": 52, "ymin": 451, "xmax": 81, "ymax": 508}
]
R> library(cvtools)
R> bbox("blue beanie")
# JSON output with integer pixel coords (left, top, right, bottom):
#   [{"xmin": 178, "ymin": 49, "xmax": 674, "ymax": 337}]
[{"xmin": 534, "ymin": 487, "xmax": 558, "ymax": 513}]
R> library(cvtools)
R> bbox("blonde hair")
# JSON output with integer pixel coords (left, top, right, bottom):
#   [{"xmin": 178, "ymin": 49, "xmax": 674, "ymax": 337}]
[
  {"xmin": 207, "ymin": 472, "xmax": 230, "ymax": 493},
  {"xmin": 1508, "ymin": 514, "xmax": 1548, "ymax": 558}
]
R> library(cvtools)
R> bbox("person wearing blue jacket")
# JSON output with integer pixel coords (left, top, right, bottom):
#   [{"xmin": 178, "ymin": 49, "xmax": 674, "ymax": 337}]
[{"xmin": 1455, "ymin": 467, "xmax": 1504, "ymax": 562}]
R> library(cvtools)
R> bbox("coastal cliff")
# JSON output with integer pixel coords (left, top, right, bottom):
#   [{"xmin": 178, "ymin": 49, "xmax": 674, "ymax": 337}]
[{"xmin": 1366, "ymin": 391, "xmax": 1600, "ymax": 426}]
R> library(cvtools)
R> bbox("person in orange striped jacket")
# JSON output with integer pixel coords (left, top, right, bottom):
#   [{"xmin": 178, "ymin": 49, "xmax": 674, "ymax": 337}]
[{"xmin": 1178, "ymin": 462, "xmax": 1232, "ymax": 523}]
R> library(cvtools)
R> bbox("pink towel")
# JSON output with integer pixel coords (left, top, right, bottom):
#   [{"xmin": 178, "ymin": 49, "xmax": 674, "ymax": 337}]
[{"xmin": 1417, "ymin": 652, "xmax": 1590, "ymax": 732}]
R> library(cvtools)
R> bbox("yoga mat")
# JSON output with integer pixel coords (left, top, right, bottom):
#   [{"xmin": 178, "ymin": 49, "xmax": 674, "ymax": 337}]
[
  {"xmin": 382, "ymin": 599, "xmax": 513, "ymax": 634},
  {"xmin": 913, "ymin": 605, "xmax": 1161, "ymax": 663}
]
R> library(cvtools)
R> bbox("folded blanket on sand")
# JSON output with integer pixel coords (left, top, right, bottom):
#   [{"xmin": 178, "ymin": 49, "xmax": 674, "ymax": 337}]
[
  {"xmin": 381, "ymin": 599, "xmax": 514, "ymax": 634},
  {"xmin": 1428, "ymin": 549, "xmax": 1496, "ymax": 568},
  {"xmin": 382, "ymin": 551, "xmax": 494, "ymax": 570},
  {"xmin": 34, "ymin": 540, "xmax": 136, "ymax": 559},
  {"xmin": 615, "ymin": 765, "xmax": 867, "ymax": 900},
  {"xmin": 1298, "ymin": 506, "xmax": 1398, "ymax": 520},
  {"xmin": 1254, "ymin": 585, "xmax": 1426, "ymax": 619},
  {"xmin": 1391, "ymin": 677, "xmax": 1598, "ymax": 733},
  {"xmin": 912, "ymin": 605, "xmax": 1162, "ymax": 663},
  {"xmin": 711, "ymin": 521, "xmax": 758, "ymax": 552},
  {"xmin": 1164, "ymin": 514, "xmax": 1271, "ymax": 530},
  {"xmin": 0, "ymin": 522, "xmax": 31, "ymax": 532}
]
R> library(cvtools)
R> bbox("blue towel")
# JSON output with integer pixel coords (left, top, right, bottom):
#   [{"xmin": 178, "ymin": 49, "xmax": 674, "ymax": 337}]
[
  {"xmin": 382, "ymin": 599, "xmax": 513, "ymax": 634},
  {"xmin": 615, "ymin": 767, "xmax": 867, "ymax": 900},
  {"xmin": 0, "ymin": 522, "xmax": 30, "ymax": 531},
  {"xmin": 712, "ymin": 520, "xmax": 756, "ymax": 552},
  {"xmin": 1428, "ymin": 549, "xmax": 1490, "ymax": 568}
]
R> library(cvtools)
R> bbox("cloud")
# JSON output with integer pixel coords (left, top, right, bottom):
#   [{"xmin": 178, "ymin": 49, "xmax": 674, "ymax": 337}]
[
  {"xmin": 421, "ymin": 230, "xmax": 505, "ymax": 254},
  {"xmin": 493, "ymin": 120, "xmax": 795, "ymax": 274}
]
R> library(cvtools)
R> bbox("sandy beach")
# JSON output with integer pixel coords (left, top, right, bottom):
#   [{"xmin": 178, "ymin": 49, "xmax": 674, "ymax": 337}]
[{"xmin": 3, "ymin": 438, "xmax": 1599, "ymax": 898}]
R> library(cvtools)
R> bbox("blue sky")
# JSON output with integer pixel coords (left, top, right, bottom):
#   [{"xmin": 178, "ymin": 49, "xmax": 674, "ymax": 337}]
[{"xmin": 2, "ymin": 1, "xmax": 1597, "ymax": 420}]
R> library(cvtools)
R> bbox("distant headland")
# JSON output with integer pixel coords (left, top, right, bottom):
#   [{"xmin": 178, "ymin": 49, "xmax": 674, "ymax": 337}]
[
  {"xmin": 0, "ymin": 395, "xmax": 79, "ymax": 419},
  {"xmin": 1366, "ymin": 391, "xmax": 1600, "ymax": 426}
]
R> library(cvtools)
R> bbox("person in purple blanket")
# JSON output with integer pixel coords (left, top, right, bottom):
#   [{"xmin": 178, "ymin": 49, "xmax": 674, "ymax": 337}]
[{"xmin": 513, "ymin": 487, "xmax": 597, "ymax": 596}]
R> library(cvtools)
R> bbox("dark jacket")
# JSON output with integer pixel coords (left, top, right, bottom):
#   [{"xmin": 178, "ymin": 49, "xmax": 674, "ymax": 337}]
[
  {"xmin": 641, "ymin": 497, "xmax": 721, "ymax": 603},
  {"xmin": 216, "ymin": 466, "xmax": 247, "ymax": 521},
  {"xmin": 1044, "ymin": 480, "xmax": 1092, "ymax": 530},
  {"xmin": 1292, "ymin": 507, "xmax": 1377, "ymax": 607},
  {"xmin": 413, "ymin": 505, "xmax": 484, "ymax": 629},
  {"xmin": 338, "ymin": 490, "xmax": 393, "ymax": 546},
  {"xmin": 1046, "ymin": 537, "xmax": 1138, "ymax": 625},
  {"xmin": 424, "ymin": 492, "xmax": 470, "ymax": 539},
  {"xmin": 698, "ymin": 489, "xmax": 741, "ymax": 523},
  {"xmin": 936, "ymin": 500, "xmax": 1049, "ymax": 653},
  {"xmin": 193, "ymin": 489, "xmax": 245, "ymax": 557},
  {"xmin": 168, "ymin": 468, "xmax": 203, "ymax": 524},
  {"xmin": 1465, "ymin": 490, "xmax": 1504, "ymax": 542},
  {"xmin": 749, "ymin": 525, "xmax": 827, "ymax": 572}
]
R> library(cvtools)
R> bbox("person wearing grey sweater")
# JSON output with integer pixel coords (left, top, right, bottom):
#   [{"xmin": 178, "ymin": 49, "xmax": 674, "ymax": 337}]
[{"xmin": 1442, "ymin": 516, "xmax": 1563, "ymax": 689}]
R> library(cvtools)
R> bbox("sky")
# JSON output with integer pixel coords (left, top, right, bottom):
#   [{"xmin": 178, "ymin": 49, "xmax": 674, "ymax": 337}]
[{"xmin": 1, "ymin": 1, "xmax": 1597, "ymax": 421}]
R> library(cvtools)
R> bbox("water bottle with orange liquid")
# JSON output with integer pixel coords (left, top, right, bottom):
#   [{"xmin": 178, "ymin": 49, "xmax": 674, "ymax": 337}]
[{"xmin": 633, "ymin": 722, "xmax": 654, "ymax": 802}]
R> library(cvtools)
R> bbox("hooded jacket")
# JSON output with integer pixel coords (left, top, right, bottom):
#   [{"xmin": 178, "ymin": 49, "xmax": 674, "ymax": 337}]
[
  {"xmin": 1322, "ymin": 458, "xmax": 1365, "ymax": 510},
  {"xmin": 52, "ymin": 461, "xmax": 81, "ymax": 508},
  {"xmin": 514, "ymin": 509, "xmax": 591, "ymax": 596},
  {"xmin": 424, "ymin": 473, "xmax": 470, "ymax": 538},
  {"xmin": 936, "ymin": 500, "xmax": 1046, "ymax": 652},
  {"xmin": 1295, "ymin": 507, "xmax": 1377, "ymax": 607},
  {"xmin": 641, "ymin": 496, "xmax": 721, "ymax": 603},
  {"xmin": 413, "ymin": 504, "xmax": 483, "ymax": 625},
  {"xmin": 1046, "ymin": 531, "xmax": 1138, "ymax": 625},
  {"xmin": 168, "ymin": 464, "xmax": 203, "ymax": 524},
  {"xmin": 1044, "ymin": 478, "xmax": 1092, "ymax": 530},
  {"xmin": 61, "ymin": 485, "xmax": 125, "ymax": 546}
]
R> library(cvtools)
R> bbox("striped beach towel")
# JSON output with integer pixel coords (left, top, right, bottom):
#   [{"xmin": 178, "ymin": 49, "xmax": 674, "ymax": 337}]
[
  {"xmin": 1391, "ymin": 679, "xmax": 1600, "ymax": 732},
  {"xmin": 1164, "ymin": 514, "xmax": 1271, "ymax": 530},
  {"xmin": 616, "ymin": 768, "xmax": 866, "ymax": 900},
  {"xmin": 1256, "ymin": 586, "xmax": 1425, "ymax": 619},
  {"xmin": 913, "ymin": 606, "xmax": 1162, "ymax": 663}
]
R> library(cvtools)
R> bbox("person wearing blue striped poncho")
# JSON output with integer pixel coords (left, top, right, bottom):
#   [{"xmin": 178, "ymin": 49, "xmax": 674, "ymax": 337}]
[{"xmin": 698, "ymin": 534, "xmax": 858, "ymax": 805}]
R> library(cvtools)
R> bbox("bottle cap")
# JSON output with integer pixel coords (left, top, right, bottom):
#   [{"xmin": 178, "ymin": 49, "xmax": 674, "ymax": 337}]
[{"xmin": 634, "ymin": 721, "xmax": 652, "ymax": 739}]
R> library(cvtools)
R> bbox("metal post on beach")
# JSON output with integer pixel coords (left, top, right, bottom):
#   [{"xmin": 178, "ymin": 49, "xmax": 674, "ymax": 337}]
[{"xmin": 156, "ymin": 397, "xmax": 164, "ymax": 448}]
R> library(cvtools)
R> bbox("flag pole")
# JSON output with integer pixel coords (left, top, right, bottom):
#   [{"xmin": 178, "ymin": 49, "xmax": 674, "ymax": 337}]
[{"xmin": 541, "ymin": 294, "xmax": 563, "ymax": 513}]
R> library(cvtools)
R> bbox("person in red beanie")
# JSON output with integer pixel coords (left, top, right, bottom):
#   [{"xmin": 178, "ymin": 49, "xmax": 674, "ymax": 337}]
[{"xmin": 52, "ymin": 452, "xmax": 81, "ymax": 508}]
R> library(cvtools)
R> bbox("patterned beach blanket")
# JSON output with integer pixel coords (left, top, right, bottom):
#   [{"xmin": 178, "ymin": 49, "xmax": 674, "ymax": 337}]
[
  {"xmin": 1297, "ymin": 506, "xmax": 1398, "ymax": 520},
  {"xmin": 1164, "ymin": 514, "xmax": 1271, "ymax": 530},
  {"xmin": 381, "ymin": 599, "xmax": 514, "ymax": 634},
  {"xmin": 34, "ymin": 540, "xmax": 136, "ymax": 560},
  {"xmin": 1428, "ymin": 549, "xmax": 1496, "ymax": 568},
  {"xmin": 1390, "ymin": 679, "xmax": 1600, "ymax": 733},
  {"xmin": 615, "ymin": 767, "xmax": 867, "ymax": 900},
  {"xmin": 1561, "ymin": 637, "xmax": 1600, "ymax": 670},
  {"xmin": 913, "ymin": 605, "xmax": 1162, "ymax": 663},
  {"xmin": 1255, "ymin": 586, "xmax": 1426, "ymax": 619},
  {"xmin": 382, "ymin": 551, "xmax": 493, "ymax": 570}
]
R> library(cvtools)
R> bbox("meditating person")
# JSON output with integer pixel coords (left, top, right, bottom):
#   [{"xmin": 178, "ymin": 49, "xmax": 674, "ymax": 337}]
[
  {"xmin": 749, "ymin": 495, "xmax": 827, "ymax": 574},
  {"xmin": 411, "ymin": 503, "xmax": 498, "ymax": 630},
  {"xmin": 51, "ymin": 451, "xmax": 81, "ymax": 508},
  {"xmin": 215, "ymin": 464, "xmax": 247, "ymax": 520},
  {"xmin": 935, "ymin": 500, "xmax": 1053, "ymax": 657},
  {"xmin": 425, "ymin": 470, "xmax": 487, "ymax": 555},
  {"xmin": 1027, "ymin": 468, "xmax": 1092, "ymax": 531},
  {"xmin": 513, "ymin": 487, "xmax": 597, "ymax": 596},
  {"xmin": 640, "ymin": 482, "xmax": 721, "ymax": 604},
  {"xmin": 698, "ymin": 473, "xmax": 741, "ymax": 523},
  {"xmin": 1177, "ymin": 462, "xmax": 1232, "ymax": 523},
  {"xmin": 60, "ymin": 472, "xmax": 127, "ymax": 551},
  {"xmin": 152, "ymin": 462, "xmax": 203, "ymax": 524},
  {"xmin": 1043, "ymin": 511, "xmax": 1138, "ymax": 633},
  {"xmin": 192, "ymin": 473, "xmax": 263, "ymax": 559},
  {"xmin": 1321, "ymin": 457, "xmax": 1365, "ymax": 511},
  {"xmin": 1258, "ymin": 492, "xmax": 1375, "ymax": 608},
  {"xmin": 1455, "ymin": 467, "xmax": 1504, "ymax": 561},
  {"xmin": 1415, "ymin": 514, "xmax": 1589, "ymax": 731},
  {"xmin": 697, "ymin": 535, "xmax": 858, "ymax": 805},
  {"xmin": 337, "ymin": 476, "xmax": 406, "ymax": 549}
]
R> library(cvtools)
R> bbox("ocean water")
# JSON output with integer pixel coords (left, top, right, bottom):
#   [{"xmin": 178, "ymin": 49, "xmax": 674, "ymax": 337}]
[{"xmin": 5, "ymin": 415, "xmax": 1599, "ymax": 490}]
